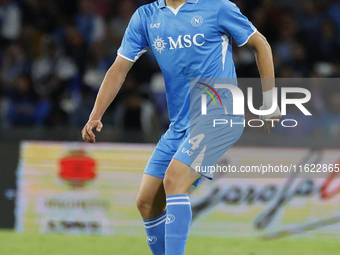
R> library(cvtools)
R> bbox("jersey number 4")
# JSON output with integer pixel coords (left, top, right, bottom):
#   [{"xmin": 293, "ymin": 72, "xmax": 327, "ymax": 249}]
[{"xmin": 189, "ymin": 133, "xmax": 205, "ymax": 150}]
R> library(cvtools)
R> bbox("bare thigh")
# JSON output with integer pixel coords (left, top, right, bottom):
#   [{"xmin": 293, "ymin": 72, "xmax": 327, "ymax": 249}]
[{"xmin": 163, "ymin": 159, "xmax": 202, "ymax": 195}]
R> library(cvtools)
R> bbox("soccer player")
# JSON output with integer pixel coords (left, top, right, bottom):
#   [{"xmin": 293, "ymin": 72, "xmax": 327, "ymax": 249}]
[{"xmin": 82, "ymin": 0, "xmax": 281, "ymax": 254}]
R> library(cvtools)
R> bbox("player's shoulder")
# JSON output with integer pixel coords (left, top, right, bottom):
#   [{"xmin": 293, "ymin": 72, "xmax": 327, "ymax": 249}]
[
  {"xmin": 136, "ymin": 1, "xmax": 159, "ymax": 16},
  {"xmin": 218, "ymin": 0, "xmax": 239, "ymax": 9},
  {"xmin": 205, "ymin": 0, "xmax": 238, "ymax": 9},
  {"xmin": 206, "ymin": 0, "xmax": 240, "ymax": 16},
  {"xmin": 198, "ymin": 0, "xmax": 235, "ymax": 12},
  {"xmin": 199, "ymin": 0, "xmax": 232, "ymax": 5}
]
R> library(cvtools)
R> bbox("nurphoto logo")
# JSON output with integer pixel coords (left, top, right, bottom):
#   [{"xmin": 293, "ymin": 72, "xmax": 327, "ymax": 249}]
[{"xmin": 198, "ymin": 82, "xmax": 312, "ymax": 128}]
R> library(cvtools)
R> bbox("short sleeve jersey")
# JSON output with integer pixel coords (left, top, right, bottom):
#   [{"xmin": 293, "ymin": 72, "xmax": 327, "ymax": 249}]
[{"xmin": 118, "ymin": 0, "xmax": 256, "ymax": 131}]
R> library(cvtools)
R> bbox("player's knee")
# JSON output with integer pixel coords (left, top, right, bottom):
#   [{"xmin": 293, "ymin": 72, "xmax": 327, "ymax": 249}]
[
  {"xmin": 136, "ymin": 196, "xmax": 166, "ymax": 220},
  {"xmin": 163, "ymin": 175, "xmax": 173, "ymax": 193},
  {"xmin": 163, "ymin": 173, "xmax": 182, "ymax": 195},
  {"xmin": 136, "ymin": 196, "xmax": 152, "ymax": 214}
]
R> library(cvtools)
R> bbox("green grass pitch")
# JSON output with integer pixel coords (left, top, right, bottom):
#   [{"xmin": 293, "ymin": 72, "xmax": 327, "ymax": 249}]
[{"xmin": 0, "ymin": 231, "xmax": 339, "ymax": 255}]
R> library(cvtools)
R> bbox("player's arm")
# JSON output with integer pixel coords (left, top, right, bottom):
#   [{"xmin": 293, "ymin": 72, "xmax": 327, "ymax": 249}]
[
  {"xmin": 246, "ymin": 31, "xmax": 282, "ymax": 133},
  {"xmin": 246, "ymin": 31, "xmax": 274, "ymax": 90},
  {"xmin": 82, "ymin": 56, "xmax": 134, "ymax": 143}
]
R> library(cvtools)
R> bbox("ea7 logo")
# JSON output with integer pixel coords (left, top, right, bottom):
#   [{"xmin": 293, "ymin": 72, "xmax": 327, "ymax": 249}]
[
  {"xmin": 150, "ymin": 23, "xmax": 161, "ymax": 28},
  {"xmin": 182, "ymin": 148, "xmax": 193, "ymax": 156}
]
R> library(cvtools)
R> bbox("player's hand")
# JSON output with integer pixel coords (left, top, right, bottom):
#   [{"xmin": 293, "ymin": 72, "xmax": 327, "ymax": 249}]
[
  {"xmin": 259, "ymin": 105, "xmax": 282, "ymax": 134},
  {"xmin": 82, "ymin": 120, "xmax": 103, "ymax": 143}
]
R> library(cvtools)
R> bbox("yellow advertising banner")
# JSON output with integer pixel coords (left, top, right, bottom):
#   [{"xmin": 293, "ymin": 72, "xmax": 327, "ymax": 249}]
[{"xmin": 15, "ymin": 142, "xmax": 340, "ymax": 238}]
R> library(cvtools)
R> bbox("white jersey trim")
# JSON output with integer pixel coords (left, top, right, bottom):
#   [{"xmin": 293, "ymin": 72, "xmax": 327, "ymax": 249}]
[
  {"xmin": 118, "ymin": 47, "xmax": 148, "ymax": 63},
  {"xmin": 117, "ymin": 53, "xmax": 135, "ymax": 63},
  {"xmin": 135, "ymin": 48, "xmax": 148, "ymax": 61},
  {"xmin": 221, "ymin": 35, "xmax": 229, "ymax": 71},
  {"xmin": 238, "ymin": 28, "xmax": 258, "ymax": 47}
]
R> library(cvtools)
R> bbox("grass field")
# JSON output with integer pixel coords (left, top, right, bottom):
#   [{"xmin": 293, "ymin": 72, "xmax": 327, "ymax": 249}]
[{"xmin": 0, "ymin": 231, "xmax": 339, "ymax": 255}]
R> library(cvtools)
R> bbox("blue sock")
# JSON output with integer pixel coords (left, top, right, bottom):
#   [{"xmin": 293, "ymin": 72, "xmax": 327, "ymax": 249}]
[
  {"xmin": 165, "ymin": 194, "xmax": 192, "ymax": 255},
  {"xmin": 144, "ymin": 211, "xmax": 166, "ymax": 255}
]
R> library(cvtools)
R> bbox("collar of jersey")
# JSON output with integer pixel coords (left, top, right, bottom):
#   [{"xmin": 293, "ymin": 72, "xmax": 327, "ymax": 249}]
[{"xmin": 158, "ymin": 0, "xmax": 198, "ymax": 9}]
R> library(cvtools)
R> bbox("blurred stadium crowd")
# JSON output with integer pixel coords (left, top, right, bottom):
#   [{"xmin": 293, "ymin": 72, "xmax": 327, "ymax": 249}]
[{"xmin": 0, "ymin": 0, "xmax": 339, "ymax": 137}]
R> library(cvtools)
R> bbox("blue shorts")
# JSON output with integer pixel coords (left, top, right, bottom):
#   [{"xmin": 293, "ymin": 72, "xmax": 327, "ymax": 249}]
[{"xmin": 144, "ymin": 110, "xmax": 244, "ymax": 186}]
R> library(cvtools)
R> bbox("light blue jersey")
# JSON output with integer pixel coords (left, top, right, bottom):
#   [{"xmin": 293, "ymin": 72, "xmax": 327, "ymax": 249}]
[{"xmin": 118, "ymin": 0, "xmax": 256, "ymax": 131}]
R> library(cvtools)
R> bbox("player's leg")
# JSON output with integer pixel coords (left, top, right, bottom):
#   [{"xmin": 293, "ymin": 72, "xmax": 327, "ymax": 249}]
[
  {"xmin": 138, "ymin": 128, "xmax": 186, "ymax": 255},
  {"xmin": 137, "ymin": 174, "xmax": 166, "ymax": 255},
  {"xmin": 162, "ymin": 114, "xmax": 245, "ymax": 255},
  {"xmin": 163, "ymin": 159, "xmax": 202, "ymax": 195},
  {"xmin": 137, "ymin": 174, "xmax": 166, "ymax": 220},
  {"xmin": 163, "ymin": 160, "xmax": 201, "ymax": 255}
]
